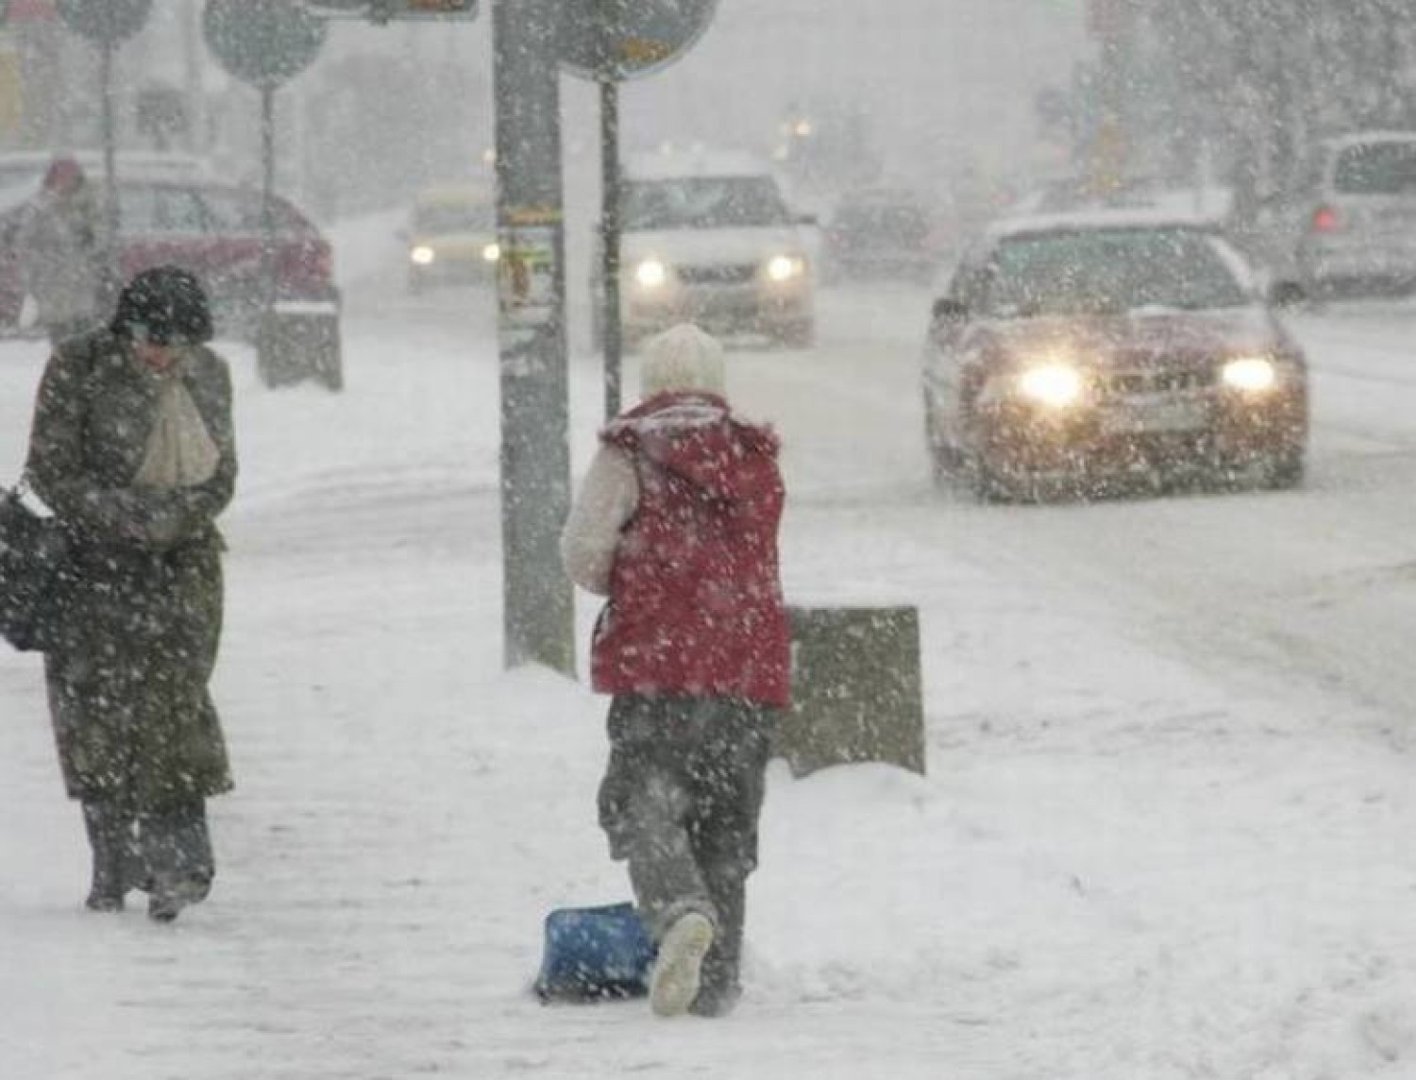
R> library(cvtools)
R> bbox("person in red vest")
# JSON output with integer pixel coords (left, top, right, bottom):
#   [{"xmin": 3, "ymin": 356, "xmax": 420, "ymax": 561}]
[{"xmin": 561, "ymin": 322, "xmax": 790, "ymax": 1018}]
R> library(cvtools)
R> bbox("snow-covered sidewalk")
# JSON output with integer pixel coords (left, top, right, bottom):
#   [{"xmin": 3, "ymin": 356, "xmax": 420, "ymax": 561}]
[{"xmin": 2, "ymin": 280, "xmax": 1415, "ymax": 1077}]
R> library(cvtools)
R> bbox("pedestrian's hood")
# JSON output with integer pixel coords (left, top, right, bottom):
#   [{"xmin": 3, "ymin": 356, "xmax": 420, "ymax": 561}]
[{"xmin": 607, "ymin": 393, "xmax": 781, "ymax": 506}]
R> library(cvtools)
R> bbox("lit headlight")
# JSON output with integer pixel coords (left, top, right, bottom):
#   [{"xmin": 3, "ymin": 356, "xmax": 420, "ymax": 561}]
[
  {"xmin": 410, "ymin": 245, "xmax": 436, "ymax": 266},
  {"xmin": 1222, "ymin": 356, "xmax": 1277, "ymax": 392},
  {"xmin": 481, "ymin": 242, "xmax": 501, "ymax": 263},
  {"xmin": 1017, "ymin": 363, "xmax": 1085, "ymax": 408},
  {"xmin": 634, "ymin": 258, "xmax": 669, "ymax": 288},
  {"xmin": 766, "ymin": 254, "xmax": 806, "ymax": 282}
]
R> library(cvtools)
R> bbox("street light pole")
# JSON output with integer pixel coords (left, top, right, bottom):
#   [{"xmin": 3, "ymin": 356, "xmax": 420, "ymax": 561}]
[
  {"xmin": 99, "ymin": 40, "xmax": 117, "ymax": 239},
  {"xmin": 492, "ymin": 0, "xmax": 574, "ymax": 674},
  {"xmin": 260, "ymin": 83, "xmax": 276, "ymax": 316},
  {"xmin": 182, "ymin": 0, "xmax": 205, "ymax": 154},
  {"xmin": 600, "ymin": 74, "xmax": 623, "ymax": 420}
]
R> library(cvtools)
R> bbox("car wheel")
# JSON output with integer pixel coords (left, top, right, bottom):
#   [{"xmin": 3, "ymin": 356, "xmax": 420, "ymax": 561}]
[
  {"xmin": 777, "ymin": 319, "xmax": 815, "ymax": 350},
  {"xmin": 316, "ymin": 340, "xmax": 344, "ymax": 393},
  {"xmin": 1270, "ymin": 280, "xmax": 1306, "ymax": 308},
  {"xmin": 923, "ymin": 393, "xmax": 957, "ymax": 489},
  {"xmin": 931, "ymin": 442, "xmax": 973, "ymax": 493},
  {"xmin": 1261, "ymin": 449, "xmax": 1304, "ymax": 490},
  {"xmin": 589, "ymin": 304, "xmax": 605, "ymax": 354},
  {"xmin": 928, "ymin": 445, "xmax": 949, "ymax": 488},
  {"xmin": 967, "ymin": 454, "xmax": 1014, "ymax": 503},
  {"xmin": 256, "ymin": 348, "xmax": 277, "ymax": 389}
]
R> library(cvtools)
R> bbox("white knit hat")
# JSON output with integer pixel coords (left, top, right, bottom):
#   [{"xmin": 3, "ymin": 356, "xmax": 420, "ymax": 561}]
[{"xmin": 639, "ymin": 323, "xmax": 727, "ymax": 399}]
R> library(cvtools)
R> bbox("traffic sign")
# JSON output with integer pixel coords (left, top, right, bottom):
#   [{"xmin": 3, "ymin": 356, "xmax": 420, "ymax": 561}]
[
  {"xmin": 559, "ymin": 0, "xmax": 718, "ymax": 82},
  {"xmin": 304, "ymin": 0, "xmax": 478, "ymax": 21},
  {"xmin": 203, "ymin": 0, "xmax": 326, "ymax": 88},
  {"xmin": 1087, "ymin": 0, "xmax": 1137, "ymax": 40},
  {"xmin": 56, "ymin": 0, "xmax": 151, "ymax": 45}
]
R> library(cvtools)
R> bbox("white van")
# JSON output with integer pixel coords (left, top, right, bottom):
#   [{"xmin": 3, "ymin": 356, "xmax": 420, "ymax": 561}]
[
  {"xmin": 1266, "ymin": 131, "xmax": 1416, "ymax": 302},
  {"xmin": 591, "ymin": 150, "xmax": 817, "ymax": 350}
]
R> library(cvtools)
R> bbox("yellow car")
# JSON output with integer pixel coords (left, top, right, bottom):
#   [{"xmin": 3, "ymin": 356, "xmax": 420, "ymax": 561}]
[{"xmin": 403, "ymin": 183, "xmax": 499, "ymax": 293}]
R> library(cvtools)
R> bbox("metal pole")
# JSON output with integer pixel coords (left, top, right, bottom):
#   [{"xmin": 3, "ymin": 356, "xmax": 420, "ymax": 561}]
[
  {"xmin": 492, "ymin": 0, "xmax": 575, "ymax": 674},
  {"xmin": 600, "ymin": 76, "xmax": 623, "ymax": 420},
  {"xmin": 100, "ymin": 42, "xmax": 119, "ymax": 246},
  {"xmin": 261, "ymin": 83, "xmax": 276, "ymax": 314},
  {"xmin": 182, "ymin": 0, "xmax": 205, "ymax": 154}
]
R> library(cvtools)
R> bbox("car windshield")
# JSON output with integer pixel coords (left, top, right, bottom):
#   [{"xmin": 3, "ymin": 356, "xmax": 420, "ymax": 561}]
[
  {"xmin": 414, "ymin": 202, "xmax": 492, "ymax": 234},
  {"xmin": 980, "ymin": 227, "xmax": 1252, "ymax": 317},
  {"xmin": 110, "ymin": 184, "xmax": 304, "ymax": 237},
  {"xmin": 622, "ymin": 176, "xmax": 791, "ymax": 230},
  {"xmin": 1332, "ymin": 141, "xmax": 1416, "ymax": 195},
  {"xmin": 834, "ymin": 202, "xmax": 928, "ymax": 240}
]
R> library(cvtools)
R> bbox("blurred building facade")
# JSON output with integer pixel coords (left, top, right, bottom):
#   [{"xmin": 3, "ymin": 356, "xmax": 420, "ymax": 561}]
[
  {"xmin": 0, "ymin": 0, "xmax": 1086, "ymax": 225},
  {"xmin": 1075, "ymin": 1, "xmax": 1416, "ymax": 216},
  {"xmin": 610, "ymin": 0, "xmax": 1089, "ymax": 213}
]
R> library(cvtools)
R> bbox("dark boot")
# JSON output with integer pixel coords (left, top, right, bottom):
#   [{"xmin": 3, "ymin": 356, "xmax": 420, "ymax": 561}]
[
  {"xmin": 148, "ymin": 872, "xmax": 211, "ymax": 923},
  {"xmin": 141, "ymin": 800, "xmax": 214, "ymax": 923},
  {"xmin": 691, "ymin": 873, "xmax": 746, "ymax": 1017},
  {"xmin": 81, "ymin": 801, "xmax": 135, "ymax": 912}
]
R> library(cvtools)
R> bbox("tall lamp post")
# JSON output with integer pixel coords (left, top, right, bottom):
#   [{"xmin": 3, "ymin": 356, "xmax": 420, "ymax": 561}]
[{"xmin": 492, "ymin": 0, "xmax": 575, "ymax": 672}]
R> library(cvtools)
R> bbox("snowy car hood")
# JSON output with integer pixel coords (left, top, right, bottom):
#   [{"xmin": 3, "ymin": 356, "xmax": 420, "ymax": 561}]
[
  {"xmin": 622, "ymin": 225, "xmax": 809, "ymax": 266},
  {"xmin": 971, "ymin": 305, "xmax": 1293, "ymax": 367}
]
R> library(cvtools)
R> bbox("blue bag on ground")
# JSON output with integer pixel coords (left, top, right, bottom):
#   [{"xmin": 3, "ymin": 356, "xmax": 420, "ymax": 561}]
[{"xmin": 533, "ymin": 902, "xmax": 656, "ymax": 1002}]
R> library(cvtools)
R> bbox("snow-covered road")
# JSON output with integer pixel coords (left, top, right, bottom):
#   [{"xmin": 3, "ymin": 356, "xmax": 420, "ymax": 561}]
[{"xmin": 3, "ymin": 253, "xmax": 1416, "ymax": 1078}]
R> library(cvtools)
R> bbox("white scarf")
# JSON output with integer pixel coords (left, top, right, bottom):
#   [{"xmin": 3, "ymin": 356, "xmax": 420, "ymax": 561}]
[{"xmin": 134, "ymin": 357, "xmax": 220, "ymax": 490}]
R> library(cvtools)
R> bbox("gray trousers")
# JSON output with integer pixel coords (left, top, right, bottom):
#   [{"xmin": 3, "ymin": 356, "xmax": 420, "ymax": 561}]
[
  {"xmin": 598, "ymin": 694, "xmax": 778, "ymax": 1009},
  {"xmin": 82, "ymin": 798, "xmax": 213, "ymax": 904}
]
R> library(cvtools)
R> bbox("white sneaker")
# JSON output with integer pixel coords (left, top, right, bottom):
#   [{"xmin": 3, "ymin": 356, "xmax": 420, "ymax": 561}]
[{"xmin": 650, "ymin": 912, "xmax": 715, "ymax": 1017}]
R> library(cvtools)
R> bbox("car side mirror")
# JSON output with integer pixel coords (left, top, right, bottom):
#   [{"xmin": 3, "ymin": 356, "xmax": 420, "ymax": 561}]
[
  {"xmin": 795, "ymin": 212, "xmax": 818, "ymax": 227},
  {"xmin": 932, "ymin": 297, "xmax": 967, "ymax": 322}
]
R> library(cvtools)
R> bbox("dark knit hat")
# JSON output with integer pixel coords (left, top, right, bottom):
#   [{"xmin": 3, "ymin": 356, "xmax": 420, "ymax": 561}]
[{"xmin": 111, "ymin": 266, "xmax": 214, "ymax": 345}]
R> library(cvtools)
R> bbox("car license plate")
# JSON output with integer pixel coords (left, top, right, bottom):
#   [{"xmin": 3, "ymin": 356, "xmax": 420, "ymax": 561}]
[{"xmin": 1101, "ymin": 396, "xmax": 1207, "ymax": 434}]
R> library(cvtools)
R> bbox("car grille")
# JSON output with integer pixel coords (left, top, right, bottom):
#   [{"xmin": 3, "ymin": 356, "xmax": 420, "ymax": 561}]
[
  {"xmin": 676, "ymin": 263, "xmax": 758, "ymax": 285},
  {"xmin": 1099, "ymin": 369, "xmax": 1214, "ymax": 397}
]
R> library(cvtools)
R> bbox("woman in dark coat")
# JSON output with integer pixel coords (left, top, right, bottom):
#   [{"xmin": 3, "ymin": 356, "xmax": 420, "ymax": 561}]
[{"xmin": 24, "ymin": 266, "xmax": 237, "ymax": 921}]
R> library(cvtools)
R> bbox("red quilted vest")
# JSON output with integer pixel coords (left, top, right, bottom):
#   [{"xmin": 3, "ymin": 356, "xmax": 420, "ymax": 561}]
[{"xmin": 590, "ymin": 391, "xmax": 791, "ymax": 708}]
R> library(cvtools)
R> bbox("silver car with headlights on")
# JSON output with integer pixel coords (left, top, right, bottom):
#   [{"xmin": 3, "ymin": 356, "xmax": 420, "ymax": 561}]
[
  {"xmin": 593, "ymin": 152, "xmax": 816, "ymax": 349},
  {"xmin": 922, "ymin": 211, "xmax": 1309, "ymax": 501}
]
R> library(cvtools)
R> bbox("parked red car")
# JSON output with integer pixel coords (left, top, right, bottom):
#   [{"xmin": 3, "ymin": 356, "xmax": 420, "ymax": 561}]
[{"xmin": 0, "ymin": 170, "xmax": 336, "ymax": 340}]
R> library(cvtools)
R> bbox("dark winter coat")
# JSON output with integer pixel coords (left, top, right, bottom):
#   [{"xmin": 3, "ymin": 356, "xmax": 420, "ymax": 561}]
[
  {"xmin": 24, "ymin": 329, "xmax": 237, "ymax": 811},
  {"xmin": 591, "ymin": 391, "xmax": 791, "ymax": 708}
]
